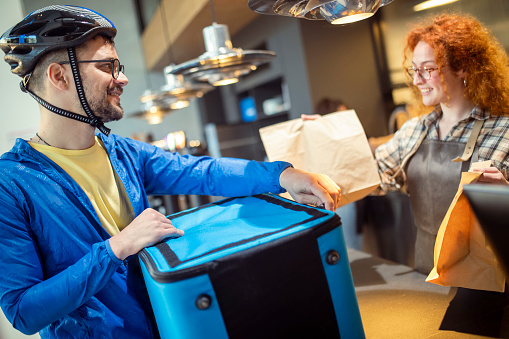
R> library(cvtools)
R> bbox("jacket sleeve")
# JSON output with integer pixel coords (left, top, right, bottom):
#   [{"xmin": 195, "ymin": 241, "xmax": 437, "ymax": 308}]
[
  {"xmin": 118, "ymin": 137, "xmax": 293, "ymax": 197},
  {"xmin": 0, "ymin": 184, "xmax": 121, "ymax": 335}
]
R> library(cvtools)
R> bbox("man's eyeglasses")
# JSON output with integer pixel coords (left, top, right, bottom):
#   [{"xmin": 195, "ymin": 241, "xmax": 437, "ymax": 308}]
[
  {"xmin": 59, "ymin": 59, "xmax": 125, "ymax": 79},
  {"xmin": 406, "ymin": 66, "xmax": 439, "ymax": 80}
]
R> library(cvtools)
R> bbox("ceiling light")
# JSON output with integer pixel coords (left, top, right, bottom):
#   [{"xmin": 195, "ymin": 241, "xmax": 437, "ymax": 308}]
[
  {"xmin": 170, "ymin": 100, "xmax": 190, "ymax": 110},
  {"xmin": 139, "ymin": 64, "xmax": 213, "ymax": 115},
  {"xmin": 318, "ymin": 0, "xmax": 381, "ymax": 25},
  {"xmin": 147, "ymin": 115, "xmax": 163, "ymax": 125},
  {"xmin": 159, "ymin": 64, "xmax": 214, "ymax": 101},
  {"xmin": 413, "ymin": 0, "xmax": 460, "ymax": 12},
  {"xmin": 138, "ymin": 0, "xmax": 211, "ymax": 119},
  {"xmin": 131, "ymin": 98, "xmax": 174, "ymax": 125},
  {"xmin": 248, "ymin": 0, "xmax": 396, "ymax": 24},
  {"xmin": 169, "ymin": 23, "xmax": 275, "ymax": 86}
]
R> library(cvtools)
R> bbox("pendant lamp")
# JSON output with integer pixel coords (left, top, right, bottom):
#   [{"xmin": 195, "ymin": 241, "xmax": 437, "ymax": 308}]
[
  {"xmin": 140, "ymin": 65, "xmax": 214, "ymax": 110},
  {"xmin": 169, "ymin": 0, "xmax": 276, "ymax": 86},
  {"xmin": 132, "ymin": 98, "xmax": 173, "ymax": 125},
  {"xmin": 248, "ymin": 0, "xmax": 396, "ymax": 24},
  {"xmin": 137, "ymin": 1, "xmax": 213, "ymax": 124}
]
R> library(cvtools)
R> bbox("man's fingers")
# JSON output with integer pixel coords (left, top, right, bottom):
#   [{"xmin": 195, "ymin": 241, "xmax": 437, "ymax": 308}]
[{"xmin": 314, "ymin": 175, "xmax": 341, "ymax": 211}]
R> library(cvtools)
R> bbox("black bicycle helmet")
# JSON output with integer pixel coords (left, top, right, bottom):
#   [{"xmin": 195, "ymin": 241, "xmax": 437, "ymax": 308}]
[{"xmin": 0, "ymin": 5, "xmax": 116, "ymax": 77}]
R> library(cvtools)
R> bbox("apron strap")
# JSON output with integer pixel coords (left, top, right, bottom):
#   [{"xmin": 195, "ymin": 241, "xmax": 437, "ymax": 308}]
[
  {"xmin": 388, "ymin": 124, "xmax": 428, "ymax": 185},
  {"xmin": 452, "ymin": 119, "xmax": 484, "ymax": 162}
]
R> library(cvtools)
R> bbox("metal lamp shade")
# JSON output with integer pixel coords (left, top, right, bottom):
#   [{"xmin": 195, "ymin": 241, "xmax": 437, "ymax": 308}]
[
  {"xmin": 169, "ymin": 24, "xmax": 275, "ymax": 86},
  {"xmin": 248, "ymin": 0, "xmax": 391, "ymax": 23},
  {"xmin": 318, "ymin": 0, "xmax": 381, "ymax": 24},
  {"xmin": 140, "ymin": 65, "xmax": 214, "ymax": 112}
]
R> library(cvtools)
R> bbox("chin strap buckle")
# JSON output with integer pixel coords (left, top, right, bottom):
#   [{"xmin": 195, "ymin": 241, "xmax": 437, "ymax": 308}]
[{"xmin": 20, "ymin": 74, "xmax": 31, "ymax": 93}]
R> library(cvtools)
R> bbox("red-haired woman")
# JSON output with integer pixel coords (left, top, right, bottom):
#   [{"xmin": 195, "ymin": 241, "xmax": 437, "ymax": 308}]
[
  {"xmin": 376, "ymin": 13, "xmax": 509, "ymax": 334},
  {"xmin": 377, "ymin": 13, "xmax": 509, "ymax": 274}
]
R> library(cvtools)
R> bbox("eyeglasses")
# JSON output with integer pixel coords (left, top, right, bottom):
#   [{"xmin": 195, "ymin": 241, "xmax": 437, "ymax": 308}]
[
  {"xmin": 406, "ymin": 66, "xmax": 438, "ymax": 80},
  {"xmin": 59, "ymin": 59, "xmax": 125, "ymax": 79}
]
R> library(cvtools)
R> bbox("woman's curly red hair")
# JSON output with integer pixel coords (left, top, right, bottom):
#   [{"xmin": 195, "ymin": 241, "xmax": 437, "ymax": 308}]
[{"xmin": 403, "ymin": 13, "xmax": 509, "ymax": 116}]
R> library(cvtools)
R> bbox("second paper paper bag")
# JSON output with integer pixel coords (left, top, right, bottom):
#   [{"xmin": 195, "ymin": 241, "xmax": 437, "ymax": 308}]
[{"xmin": 259, "ymin": 110, "xmax": 380, "ymax": 207}]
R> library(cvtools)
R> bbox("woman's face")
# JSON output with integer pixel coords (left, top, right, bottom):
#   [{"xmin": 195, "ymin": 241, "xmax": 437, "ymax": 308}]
[{"xmin": 411, "ymin": 41, "xmax": 464, "ymax": 107}]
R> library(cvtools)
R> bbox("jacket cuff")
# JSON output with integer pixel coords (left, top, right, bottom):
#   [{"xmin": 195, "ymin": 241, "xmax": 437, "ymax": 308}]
[
  {"xmin": 275, "ymin": 161, "xmax": 293, "ymax": 193},
  {"xmin": 105, "ymin": 240, "xmax": 123, "ymax": 265}
]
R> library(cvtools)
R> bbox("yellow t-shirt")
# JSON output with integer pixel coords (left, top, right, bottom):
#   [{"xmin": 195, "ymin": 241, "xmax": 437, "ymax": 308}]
[{"xmin": 30, "ymin": 137, "xmax": 135, "ymax": 236}]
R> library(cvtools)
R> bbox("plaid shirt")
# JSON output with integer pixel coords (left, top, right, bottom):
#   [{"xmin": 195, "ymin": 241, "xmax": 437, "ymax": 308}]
[{"xmin": 375, "ymin": 106, "xmax": 509, "ymax": 192}]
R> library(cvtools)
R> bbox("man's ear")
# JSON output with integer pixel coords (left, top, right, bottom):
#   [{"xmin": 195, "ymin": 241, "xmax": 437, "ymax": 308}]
[{"xmin": 47, "ymin": 63, "xmax": 71, "ymax": 91}]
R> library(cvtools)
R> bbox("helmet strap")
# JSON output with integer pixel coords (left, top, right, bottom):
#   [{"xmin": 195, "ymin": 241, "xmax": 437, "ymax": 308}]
[
  {"xmin": 20, "ymin": 80, "xmax": 109, "ymax": 135},
  {"xmin": 66, "ymin": 47, "xmax": 110, "ymax": 135}
]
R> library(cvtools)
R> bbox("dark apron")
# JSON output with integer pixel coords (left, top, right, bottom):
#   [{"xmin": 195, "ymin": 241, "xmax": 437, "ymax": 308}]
[
  {"xmin": 406, "ymin": 140, "xmax": 471, "ymax": 273},
  {"xmin": 405, "ymin": 118, "xmax": 484, "ymax": 274},
  {"xmin": 405, "ymin": 120, "xmax": 509, "ymax": 336}
]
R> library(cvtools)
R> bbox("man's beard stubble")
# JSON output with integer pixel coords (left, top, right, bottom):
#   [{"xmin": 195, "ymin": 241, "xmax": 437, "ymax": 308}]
[{"xmin": 82, "ymin": 75, "xmax": 124, "ymax": 123}]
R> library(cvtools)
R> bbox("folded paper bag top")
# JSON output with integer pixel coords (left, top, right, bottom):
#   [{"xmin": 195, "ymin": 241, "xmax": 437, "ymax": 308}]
[{"xmin": 259, "ymin": 110, "xmax": 380, "ymax": 207}]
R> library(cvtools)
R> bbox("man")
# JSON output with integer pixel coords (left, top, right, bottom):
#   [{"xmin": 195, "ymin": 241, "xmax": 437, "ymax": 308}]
[{"xmin": 0, "ymin": 5, "xmax": 340, "ymax": 338}]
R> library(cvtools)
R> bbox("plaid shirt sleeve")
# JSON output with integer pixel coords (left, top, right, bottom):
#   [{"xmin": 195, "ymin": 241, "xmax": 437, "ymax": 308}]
[
  {"xmin": 476, "ymin": 116, "xmax": 509, "ymax": 177},
  {"xmin": 374, "ymin": 117, "xmax": 427, "ymax": 193}
]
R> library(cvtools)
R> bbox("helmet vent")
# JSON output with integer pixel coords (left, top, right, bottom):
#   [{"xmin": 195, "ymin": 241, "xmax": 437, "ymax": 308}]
[
  {"xmin": 12, "ymin": 22, "xmax": 47, "ymax": 36},
  {"xmin": 8, "ymin": 61, "xmax": 19, "ymax": 71},
  {"xmin": 11, "ymin": 46, "xmax": 32, "ymax": 55},
  {"xmin": 44, "ymin": 26, "xmax": 80, "ymax": 37}
]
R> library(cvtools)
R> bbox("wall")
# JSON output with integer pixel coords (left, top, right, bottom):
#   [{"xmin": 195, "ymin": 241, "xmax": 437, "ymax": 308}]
[
  {"xmin": 300, "ymin": 18, "xmax": 387, "ymax": 137},
  {"xmin": 226, "ymin": 15, "xmax": 314, "ymax": 121}
]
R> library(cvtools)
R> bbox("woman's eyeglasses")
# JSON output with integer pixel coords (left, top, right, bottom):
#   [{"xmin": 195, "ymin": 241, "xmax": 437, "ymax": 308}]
[{"xmin": 406, "ymin": 66, "xmax": 438, "ymax": 80}]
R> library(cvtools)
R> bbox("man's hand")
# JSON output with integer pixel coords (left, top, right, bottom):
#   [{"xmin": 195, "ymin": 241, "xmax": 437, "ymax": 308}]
[
  {"xmin": 473, "ymin": 167, "xmax": 509, "ymax": 185},
  {"xmin": 109, "ymin": 208, "xmax": 184, "ymax": 260},
  {"xmin": 279, "ymin": 167, "xmax": 341, "ymax": 211}
]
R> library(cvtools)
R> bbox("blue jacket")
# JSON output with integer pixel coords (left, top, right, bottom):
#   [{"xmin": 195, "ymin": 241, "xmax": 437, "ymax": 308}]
[{"xmin": 0, "ymin": 134, "xmax": 290, "ymax": 338}]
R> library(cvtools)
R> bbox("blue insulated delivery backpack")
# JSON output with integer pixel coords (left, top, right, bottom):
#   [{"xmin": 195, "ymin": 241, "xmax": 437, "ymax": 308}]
[{"xmin": 139, "ymin": 194, "xmax": 365, "ymax": 339}]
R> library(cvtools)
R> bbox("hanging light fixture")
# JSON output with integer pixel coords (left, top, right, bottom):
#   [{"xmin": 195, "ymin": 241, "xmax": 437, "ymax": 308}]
[
  {"xmin": 132, "ymin": 98, "xmax": 173, "ymax": 125},
  {"xmin": 248, "ymin": 0, "xmax": 396, "ymax": 24},
  {"xmin": 136, "ymin": 1, "xmax": 213, "ymax": 124},
  {"xmin": 169, "ymin": 0, "xmax": 276, "ymax": 86},
  {"xmin": 140, "ymin": 65, "xmax": 214, "ymax": 110},
  {"xmin": 413, "ymin": 0, "xmax": 459, "ymax": 12}
]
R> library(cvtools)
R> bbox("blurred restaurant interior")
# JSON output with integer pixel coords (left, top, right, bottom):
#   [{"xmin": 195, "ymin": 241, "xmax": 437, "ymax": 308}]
[{"xmin": 1, "ymin": 0, "xmax": 509, "ymax": 338}]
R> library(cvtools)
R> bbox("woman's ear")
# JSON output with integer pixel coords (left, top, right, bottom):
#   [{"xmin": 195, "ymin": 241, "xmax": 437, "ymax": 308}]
[
  {"xmin": 47, "ymin": 63, "xmax": 71, "ymax": 91},
  {"xmin": 456, "ymin": 68, "xmax": 467, "ymax": 79}
]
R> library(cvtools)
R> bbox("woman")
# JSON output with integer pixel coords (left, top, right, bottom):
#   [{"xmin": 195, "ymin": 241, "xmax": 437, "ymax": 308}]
[
  {"xmin": 376, "ymin": 13, "xmax": 509, "ymax": 335},
  {"xmin": 376, "ymin": 13, "xmax": 509, "ymax": 274}
]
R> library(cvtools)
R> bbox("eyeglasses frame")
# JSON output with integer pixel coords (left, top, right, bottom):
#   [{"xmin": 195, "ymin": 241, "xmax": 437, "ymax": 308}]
[
  {"xmin": 406, "ymin": 66, "xmax": 439, "ymax": 80},
  {"xmin": 59, "ymin": 59, "xmax": 125, "ymax": 79}
]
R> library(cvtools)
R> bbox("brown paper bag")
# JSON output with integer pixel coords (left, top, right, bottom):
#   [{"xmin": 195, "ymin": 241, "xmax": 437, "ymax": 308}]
[
  {"xmin": 259, "ymin": 110, "xmax": 380, "ymax": 207},
  {"xmin": 426, "ymin": 171, "xmax": 506, "ymax": 292}
]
